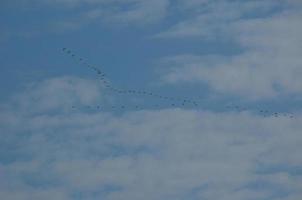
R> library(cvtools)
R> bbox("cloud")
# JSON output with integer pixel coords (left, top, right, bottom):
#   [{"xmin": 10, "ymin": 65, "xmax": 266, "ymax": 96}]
[
  {"xmin": 52, "ymin": 0, "xmax": 170, "ymax": 33},
  {"xmin": 0, "ymin": 76, "xmax": 302, "ymax": 199},
  {"xmin": 1, "ymin": 0, "xmax": 170, "ymax": 39},
  {"xmin": 155, "ymin": 0, "xmax": 279, "ymax": 39},
  {"xmin": 157, "ymin": 1, "xmax": 302, "ymax": 99},
  {"xmin": 15, "ymin": 0, "xmax": 170, "ymax": 29},
  {"xmin": 2, "ymin": 76, "xmax": 105, "ymax": 114}
]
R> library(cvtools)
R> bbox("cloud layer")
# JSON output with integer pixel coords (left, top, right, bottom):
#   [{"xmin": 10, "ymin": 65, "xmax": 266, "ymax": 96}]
[
  {"xmin": 157, "ymin": 1, "xmax": 302, "ymax": 99},
  {"xmin": 1, "ymin": 76, "xmax": 301, "ymax": 200}
]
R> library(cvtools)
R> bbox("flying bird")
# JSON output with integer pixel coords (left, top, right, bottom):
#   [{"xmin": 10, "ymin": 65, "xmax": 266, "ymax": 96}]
[{"xmin": 62, "ymin": 48, "xmax": 295, "ymax": 116}]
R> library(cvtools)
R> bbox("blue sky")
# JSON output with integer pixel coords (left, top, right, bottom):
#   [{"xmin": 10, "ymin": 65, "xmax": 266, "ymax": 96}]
[{"xmin": 1, "ymin": 0, "xmax": 302, "ymax": 199}]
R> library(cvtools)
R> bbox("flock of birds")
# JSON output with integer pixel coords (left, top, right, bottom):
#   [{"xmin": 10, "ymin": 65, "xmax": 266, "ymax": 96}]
[{"xmin": 62, "ymin": 48, "xmax": 295, "ymax": 119}]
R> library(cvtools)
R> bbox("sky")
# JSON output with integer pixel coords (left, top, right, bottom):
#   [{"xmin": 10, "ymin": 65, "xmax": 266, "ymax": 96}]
[{"xmin": 0, "ymin": 0, "xmax": 302, "ymax": 199}]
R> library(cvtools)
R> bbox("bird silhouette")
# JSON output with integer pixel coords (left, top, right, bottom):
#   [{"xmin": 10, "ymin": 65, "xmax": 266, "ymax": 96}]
[{"xmin": 62, "ymin": 48, "xmax": 296, "ymax": 118}]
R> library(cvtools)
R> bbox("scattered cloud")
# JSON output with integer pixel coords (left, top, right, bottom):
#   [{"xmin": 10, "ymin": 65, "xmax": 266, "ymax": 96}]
[
  {"xmin": 1, "ymin": 0, "xmax": 171, "ymax": 40},
  {"xmin": 0, "ymin": 76, "xmax": 301, "ymax": 200},
  {"xmin": 2, "ymin": 76, "xmax": 105, "ymax": 114},
  {"xmin": 51, "ymin": 0, "xmax": 170, "ymax": 33},
  {"xmin": 157, "ymin": 1, "xmax": 302, "ymax": 99},
  {"xmin": 2, "ymin": 1, "xmax": 302, "ymax": 199},
  {"xmin": 14, "ymin": 0, "xmax": 170, "ymax": 29},
  {"xmin": 155, "ymin": 0, "xmax": 280, "ymax": 39}
]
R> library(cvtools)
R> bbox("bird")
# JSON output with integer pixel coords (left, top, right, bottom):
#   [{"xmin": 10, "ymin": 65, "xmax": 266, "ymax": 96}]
[{"xmin": 65, "ymin": 48, "xmax": 295, "ymax": 115}]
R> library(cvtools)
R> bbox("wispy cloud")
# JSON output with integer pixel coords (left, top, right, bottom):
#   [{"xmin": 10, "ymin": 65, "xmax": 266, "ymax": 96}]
[
  {"xmin": 1, "ymin": 0, "xmax": 170, "ymax": 40},
  {"xmin": 157, "ymin": 1, "xmax": 302, "ymax": 99},
  {"xmin": 19, "ymin": 0, "xmax": 169, "ymax": 30},
  {"xmin": 155, "ymin": 0, "xmax": 280, "ymax": 39},
  {"xmin": 4, "ymin": 76, "xmax": 105, "ymax": 114}
]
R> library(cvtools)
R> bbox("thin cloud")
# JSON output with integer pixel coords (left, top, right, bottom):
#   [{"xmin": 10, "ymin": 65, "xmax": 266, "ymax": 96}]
[{"xmin": 157, "ymin": 2, "xmax": 302, "ymax": 99}]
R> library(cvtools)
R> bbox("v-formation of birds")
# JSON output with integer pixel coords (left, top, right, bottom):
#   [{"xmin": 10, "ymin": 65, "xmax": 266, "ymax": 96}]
[{"xmin": 62, "ymin": 48, "xmax": 294, "ymax": 119}]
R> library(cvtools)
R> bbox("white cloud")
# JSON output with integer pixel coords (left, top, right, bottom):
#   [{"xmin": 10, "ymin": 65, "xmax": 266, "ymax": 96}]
[
  {"xmin": 157, "ymin": 1, "xmax": 302, "ymax": 99},
  {"xmin": 17, "ymin": 0, "xmax": 170, "ymax": 29},
  {"xmin": 0, "ymin": 76, "xmax": 302, "ymax": 200},
  {"xmin": 156, "ymin": 0, "xmax": 279, "ymax": 39},
  {"xmin": 1, "ymin": 0, "xmax": 170, "ymax": 39},
  {"xmin": 5, "ymin": 76, "xmax": 105, "ymax": 114}
]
